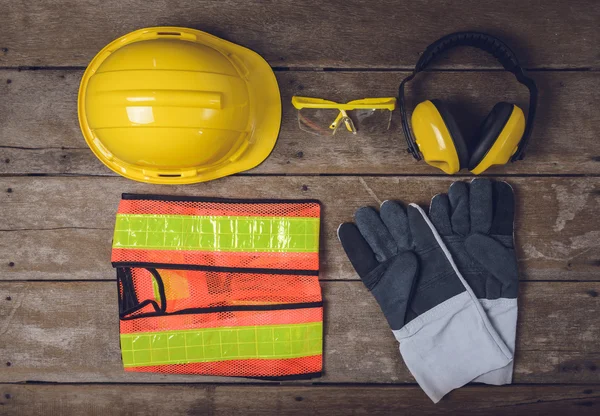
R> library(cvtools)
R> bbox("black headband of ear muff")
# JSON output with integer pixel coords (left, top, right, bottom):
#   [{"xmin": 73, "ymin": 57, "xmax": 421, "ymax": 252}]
[{"xmin": 398, "ymin": 31, "xmax": 538, "ymax": 162}]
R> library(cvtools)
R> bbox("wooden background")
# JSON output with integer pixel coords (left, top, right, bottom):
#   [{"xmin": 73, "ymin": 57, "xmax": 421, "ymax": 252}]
[{"xmin": 1, "ymin": 1, "xmax": 599, "ymax": 414}]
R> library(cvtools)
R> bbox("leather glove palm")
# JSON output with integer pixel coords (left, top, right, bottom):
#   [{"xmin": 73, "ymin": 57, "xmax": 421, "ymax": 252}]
[
  {"xmin": 338, "ymin": 201, "xmax": 512, "ymax": 402},
  {"xmin": 429, "ymin": 179, "xmax": 519, "ymax": 384}
]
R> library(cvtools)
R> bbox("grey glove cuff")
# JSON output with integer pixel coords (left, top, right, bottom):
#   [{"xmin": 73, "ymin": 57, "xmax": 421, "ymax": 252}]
[
  {"xmin": 472, "ymin": 298, "xmax": 518, "ymax": 385},
  {"xmin": 393, "ymin": 291, "xmax": 512, "ymax": 402},
  {"xmin": 409, "ymin": 204, "xmax": 512, "ymax": 359},
  {"xmin": 394, "ymin": 205, "xmax": 513, "ymax": 402}
]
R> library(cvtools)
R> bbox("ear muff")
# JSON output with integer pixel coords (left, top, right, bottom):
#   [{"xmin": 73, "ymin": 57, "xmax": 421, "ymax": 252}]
[
  {"xmin": 430, "ymin": 100, "xmax": 469, "ymax": 170},
  {"xmin": 411, "ymin": 100, "xmax": 468, "ymax": 174},
  {"xmin": 469, "ymin": 102, "xmax": 526, "ymax": 174}
]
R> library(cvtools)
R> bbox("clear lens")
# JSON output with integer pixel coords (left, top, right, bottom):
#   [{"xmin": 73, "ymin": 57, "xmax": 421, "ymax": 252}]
[
  {"xmin": 297, "ymin": 108, "xmax": 392, "ymax": 136},
  {"xmin": 297, "ymin": 108, "xmax": 341, "ymax": 136},
  {"xmin": 348, "ymin": 109, "xmax": 392, "ymax": 134},
  {"xmin": 336, "ymin": 114, "xmax": 356, "ymax": 135}
]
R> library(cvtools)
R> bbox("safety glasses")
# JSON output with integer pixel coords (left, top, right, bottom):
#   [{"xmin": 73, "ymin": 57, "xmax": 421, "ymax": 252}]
[{"xmin": 291, "ymin": 96, "xmax": 396, "ymax": 136}]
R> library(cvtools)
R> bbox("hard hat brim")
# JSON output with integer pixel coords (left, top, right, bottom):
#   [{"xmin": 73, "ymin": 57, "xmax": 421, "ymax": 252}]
[{"xmin": 78, "ymin": 27, "xmax": 281, "ymax": 184}]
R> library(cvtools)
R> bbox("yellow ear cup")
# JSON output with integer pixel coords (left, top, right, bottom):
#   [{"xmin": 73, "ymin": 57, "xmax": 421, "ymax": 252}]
[
  {"xmin": 411, "ymin": 100, "xmax": 460, "ymax": 174},
  {"xmin": 470, "ymin": 105, "xmax": 525, "ymax": 175}
]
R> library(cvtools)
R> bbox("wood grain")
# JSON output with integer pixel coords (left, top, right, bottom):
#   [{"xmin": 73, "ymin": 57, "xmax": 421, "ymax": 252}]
[
  {"xmin": 0, "ymin": 1, "xmax": 598, "ymax": 69},
  {"xmin": 1, "ymin": 176, "xmax": 598, "ymax": 281},
  {"xmin": 0, "ymin": 384, "xmax": 598, "ymax": 415},
  {"xmin": 0, "ymin": 281, "xmax": 598, "ymax": 384},
  {"xmin": 1, "ymin": 0, "xmax": 598, "ymax": 410},
  {"xmin": 1, "ymin": 70, "xmax": 599, "ymax": 175}
]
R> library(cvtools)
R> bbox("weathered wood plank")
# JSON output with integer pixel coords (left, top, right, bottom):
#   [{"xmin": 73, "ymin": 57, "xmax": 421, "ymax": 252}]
[
  {"xmin": 0, "ymin": 1, "xmax": 598, "ymax": 69},
  {"xmin": 0, "ymin": 384, "xmax": 598, "ymax": 415},
  {"xmin": 0, "ymin": 281, "xmax": 598, "ymax": 384},
  {"xmin": 1, "ymin": 70, "xmax": 599, "ymax": 175},
  {"xmin": 1, "ymin": 176, "xmax": 598, "ymax": 281}
]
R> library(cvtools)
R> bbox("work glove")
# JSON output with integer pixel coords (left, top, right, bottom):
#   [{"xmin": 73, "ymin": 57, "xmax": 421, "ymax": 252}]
[
  {"xmin": 429, "ymin": 178, "xmax": 518, "ymax": 385},
  {"xmin": 338, "ymin": 201, "xmax": 512, "ymax": 403}
]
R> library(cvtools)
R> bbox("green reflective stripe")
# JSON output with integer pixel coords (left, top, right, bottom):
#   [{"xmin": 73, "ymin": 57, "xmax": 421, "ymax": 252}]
[
  {"xmin": 120, "ymin": 322, "xmax": 323, "ymax": 367},
  {"xmin": 113, "ymin": 214, "xmax": 320, "ymax": 252}
]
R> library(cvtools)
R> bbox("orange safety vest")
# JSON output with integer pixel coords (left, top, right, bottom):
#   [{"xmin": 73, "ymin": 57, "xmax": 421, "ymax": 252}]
[{"xmin": 112, "ymin": 194, "xmax": 323, "ymax": 379}]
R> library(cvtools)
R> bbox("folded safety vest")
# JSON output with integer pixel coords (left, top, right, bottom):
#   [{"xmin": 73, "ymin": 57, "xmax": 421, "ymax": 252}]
[{"xmin": 111, "ymin": 194, "xmax": 323, "ymax": 379}]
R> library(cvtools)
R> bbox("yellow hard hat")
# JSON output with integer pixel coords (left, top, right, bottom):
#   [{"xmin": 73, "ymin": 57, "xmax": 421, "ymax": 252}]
[{"xmin": 78, "ymin": 27, "xmax": 281, "ymax": 184}]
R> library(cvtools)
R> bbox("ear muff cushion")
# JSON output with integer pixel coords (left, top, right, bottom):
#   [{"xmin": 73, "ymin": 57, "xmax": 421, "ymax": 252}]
[
  {"xmin": 430, "ymin": 99, "xmax": 469, "ymax": 170},
  {"xmin": 468, "ymin": 102, "xmax": 515, "ymax": 170}
]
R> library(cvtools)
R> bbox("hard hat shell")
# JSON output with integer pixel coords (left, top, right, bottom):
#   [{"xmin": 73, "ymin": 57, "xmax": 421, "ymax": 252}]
[{"xmin": 78, "ymin": 27, "xmax": 281, "ymax": 184}]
